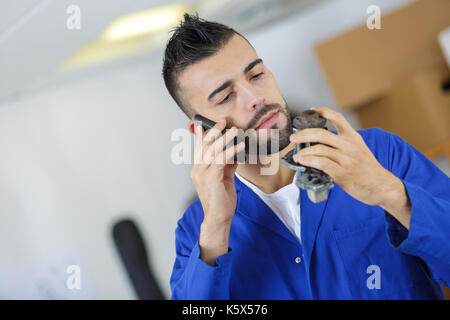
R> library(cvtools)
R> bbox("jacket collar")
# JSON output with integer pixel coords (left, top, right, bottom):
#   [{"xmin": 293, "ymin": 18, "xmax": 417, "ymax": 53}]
[
  {"xmin": 234, "ymin": 173, "xmax": 331, "ymax": 263},
  {"xmin": 234, "ymin": 174, "xmax": 299, "ymax": 245}
]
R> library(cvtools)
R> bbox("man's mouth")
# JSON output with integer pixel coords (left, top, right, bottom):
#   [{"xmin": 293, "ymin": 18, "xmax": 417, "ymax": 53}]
[{"xmin": 255, "ymin": 111, "xmax": 280, "ymax": 130}]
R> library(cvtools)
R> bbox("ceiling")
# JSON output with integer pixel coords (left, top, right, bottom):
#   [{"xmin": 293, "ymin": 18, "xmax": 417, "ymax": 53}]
[{"xmin": 0, "ymin": 0, "xmax": 325, "ymax": 104}]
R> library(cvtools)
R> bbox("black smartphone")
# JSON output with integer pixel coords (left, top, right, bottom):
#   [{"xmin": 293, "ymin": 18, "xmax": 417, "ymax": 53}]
[
  {"xmin": 194, "ymin": 114, "xmax": 225, "ymax": 134},
  {"xmin": 193, "ymin": 114, "xmax": 245, "ymax": 161}
]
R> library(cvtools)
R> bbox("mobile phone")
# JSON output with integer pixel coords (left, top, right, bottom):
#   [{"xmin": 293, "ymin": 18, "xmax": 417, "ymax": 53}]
[
  {"xmin": 194, "ymin": 114, "xmax": 225, "ymax": 134},
  {"xmin": 193, "ymin": 114, "xmax": 245, "ymax": 161}
]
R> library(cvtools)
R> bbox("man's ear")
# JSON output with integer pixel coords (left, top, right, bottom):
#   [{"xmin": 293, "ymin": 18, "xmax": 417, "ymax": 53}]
[{"xmin": 188, "ymin": 120, "xmax": 195, "ymax": 135}]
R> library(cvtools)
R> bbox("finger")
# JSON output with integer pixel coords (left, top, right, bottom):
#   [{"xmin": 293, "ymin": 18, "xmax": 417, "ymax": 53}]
[
  {"xmin": 193, "ymin": 124, "xmax": 215, "ymax": 171},
  {"xmin": 204, "ymin": 127, "xmax": 238, "ymax": 164},
  {"xmin": 203, "ymin": 118, "xmax": 227, "ymax": 145},
  {"xmin": 294, "ymin": 143, "xmax": 345, "ymax": 165},
  {"xmin": 213, "ymin": 141, "xmax": 246, "ymax": 166},
  {"xmin": 310, "ymin": 107, "xmax": 354, "ymax": 135},
  {"xmin": 290, "ymin": 128, "xmax": 345, "ymax": 150},
  {"xmin": 194, "ymin": 124, "xmax": 205, "ymax": 164},
  {"xmin": 194, "ymin": 119, "xmax": 226, "ymax": 164},
  {"xmin": 297, "ymin": 155, "xmax": 340, "ymax": 178}
]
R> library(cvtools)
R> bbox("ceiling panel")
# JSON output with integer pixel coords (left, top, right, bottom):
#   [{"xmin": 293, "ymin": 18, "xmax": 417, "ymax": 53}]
[
  {"xmin": 0, "ymin": 0, "xmax": 42, "ymax": 33},
  {"xmin": 0, "ymin": 0, "xmax": 326, "ymax": 104}
]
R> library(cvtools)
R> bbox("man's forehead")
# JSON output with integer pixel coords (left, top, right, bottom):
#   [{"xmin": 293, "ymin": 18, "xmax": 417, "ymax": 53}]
[{"xmin": 179, "ymin": 34, "xmax": 258, "ymax": 97}]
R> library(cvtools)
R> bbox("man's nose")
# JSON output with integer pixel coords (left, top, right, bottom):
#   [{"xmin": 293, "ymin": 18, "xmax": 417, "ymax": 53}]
[{"xmin": 237, "ymin": 83, "xmax": 265, "ymax": 111}]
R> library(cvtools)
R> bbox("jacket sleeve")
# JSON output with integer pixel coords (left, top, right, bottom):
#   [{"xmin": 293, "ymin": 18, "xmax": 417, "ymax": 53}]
[
  {"xmin": 382, "ymin": 130, "xmax": 450, "ymax": 287},
  {"xmin": 170, "ymin": 215, "xmax": 233, "ymax": 299}
]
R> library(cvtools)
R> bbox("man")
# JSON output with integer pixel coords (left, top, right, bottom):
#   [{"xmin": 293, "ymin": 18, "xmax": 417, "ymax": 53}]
[{"xmin": 162, "ymin": 13, "xmax": 450, "ymax": 299}]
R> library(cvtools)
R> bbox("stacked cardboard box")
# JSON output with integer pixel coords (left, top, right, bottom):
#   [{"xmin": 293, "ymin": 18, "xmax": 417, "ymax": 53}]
[
  {"xmin": 315, "ymin": 0, "xmax": 450, "ymax": 153},
  {"xmin": 357, "ymin": 69, "xmax": 449, "ymax": 151}
]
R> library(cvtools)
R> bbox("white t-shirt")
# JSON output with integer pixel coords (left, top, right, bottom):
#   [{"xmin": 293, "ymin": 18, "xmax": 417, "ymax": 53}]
[{"xmin": 235, "ymin": 171, "xmax": 301, "ymax": 244}]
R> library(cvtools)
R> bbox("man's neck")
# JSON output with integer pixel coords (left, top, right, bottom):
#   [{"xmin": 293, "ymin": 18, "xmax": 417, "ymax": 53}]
[{"xmin": 235, "ymin": 142, "xmax": 297, "ymax": 194}]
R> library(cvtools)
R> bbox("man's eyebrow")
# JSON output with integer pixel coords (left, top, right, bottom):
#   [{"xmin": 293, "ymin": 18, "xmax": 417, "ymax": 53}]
[
  {"xmin": 244, "ymin": 58, "xmax": 263, "ymax": 74},
  {"xmin": 207, "ymin": 58, "xmax": 263, "ymax": 102},
  {"xmin": 208, "ymin": 80, "xmax": 232, "ymax": 102}
]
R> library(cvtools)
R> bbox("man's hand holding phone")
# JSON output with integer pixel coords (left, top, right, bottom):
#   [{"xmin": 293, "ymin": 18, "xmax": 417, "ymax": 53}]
[{"xmin": 191, "ymin": 118, "xmax": 245, "ymax": 266}]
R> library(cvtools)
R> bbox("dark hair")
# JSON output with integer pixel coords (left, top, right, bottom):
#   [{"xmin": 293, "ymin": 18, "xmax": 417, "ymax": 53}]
[{"xmin": 162, "ymin": 13, "xmax": 245, "ymax": 119}]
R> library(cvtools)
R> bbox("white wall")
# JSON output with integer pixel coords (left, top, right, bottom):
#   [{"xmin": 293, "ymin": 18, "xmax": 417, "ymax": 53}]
[
  {"xmin": 0, "ymin": 61, "xmax": 194, "ymax": 298},
  {"xmin": 1, "ymin": 0, "xmax": 428, "ymax": 299}
]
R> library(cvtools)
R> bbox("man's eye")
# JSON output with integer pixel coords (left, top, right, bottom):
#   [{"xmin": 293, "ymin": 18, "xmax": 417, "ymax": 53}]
[
  {"xmin": 252, "ymin": 72, "xmax": 264, "ymax": 80},
  {"xmin": 219, "ymin": 92, "xmax": 232, "ymax": 104}
]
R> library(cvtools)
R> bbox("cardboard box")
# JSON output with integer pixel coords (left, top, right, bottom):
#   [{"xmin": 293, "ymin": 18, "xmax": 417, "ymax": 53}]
[
  {"xmin": 439, "ymin": 26, "xmax": 450, "ymax": 69},
  {"xmin": 356, "ymin": 69, "xmax": 450, "ymax": 153},
  {"xmin": 315, "ymin": 0, "xmax": 450, "ymax": 110}
]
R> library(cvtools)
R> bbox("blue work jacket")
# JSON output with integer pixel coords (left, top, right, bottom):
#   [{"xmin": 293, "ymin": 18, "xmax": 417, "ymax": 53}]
[{"xmin": 170, "ymin": 128, "xmax": 450, "ymax": 299}]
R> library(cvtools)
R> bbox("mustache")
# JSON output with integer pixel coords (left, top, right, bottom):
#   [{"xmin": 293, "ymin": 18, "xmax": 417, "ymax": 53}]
[{"xmin": 247, "ymin": 103, "xmax": 281, "ymax": 129}]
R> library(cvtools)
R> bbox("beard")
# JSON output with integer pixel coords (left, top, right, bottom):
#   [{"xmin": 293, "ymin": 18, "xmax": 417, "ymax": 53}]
[{"xmin": 244, "ymin": 99, "xmax": 293, "ymax": 156}]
